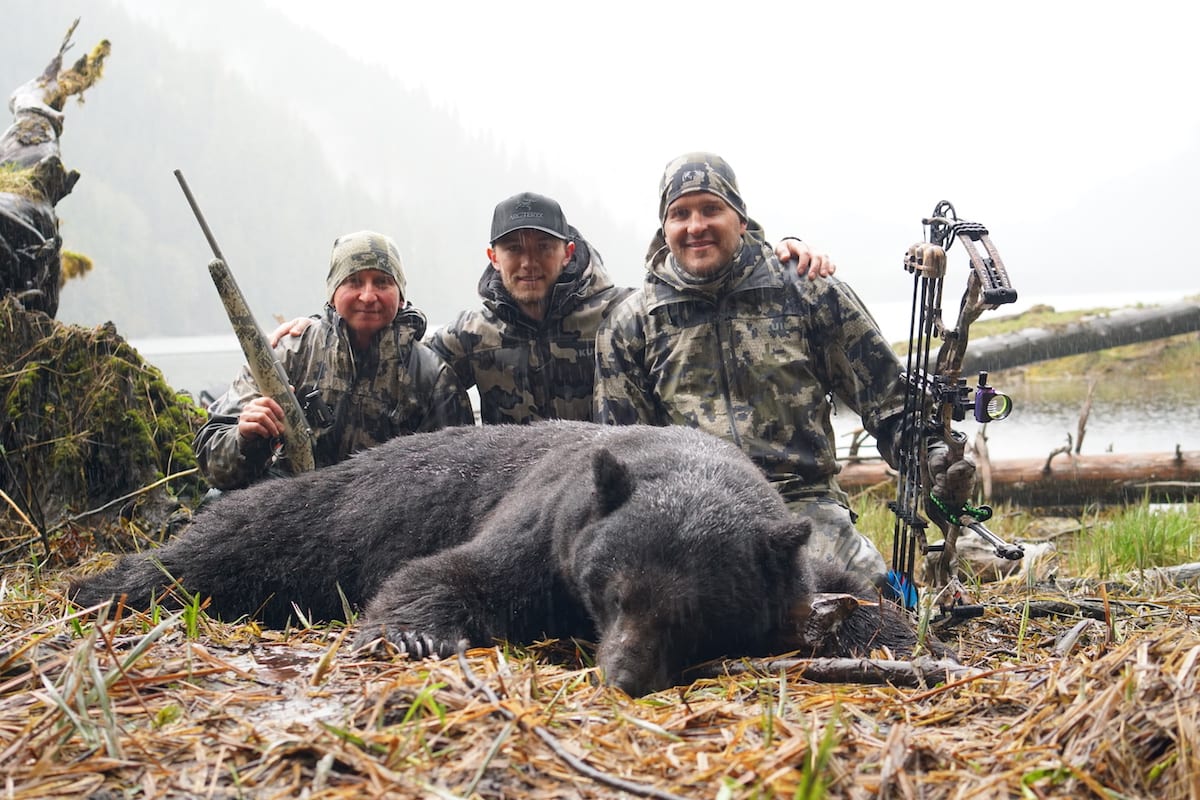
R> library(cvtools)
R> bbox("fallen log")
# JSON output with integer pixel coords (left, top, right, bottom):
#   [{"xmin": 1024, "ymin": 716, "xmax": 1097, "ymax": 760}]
[
  {"xmin": 963, "ymin": 300, "xmax": 1200, "ymax": 374},
  {"xmin": 839, "ymin": 449, "xmax": 1200, "ymax": 508},
  {"xmin": 1055, "ymin": 561, "xmax": 1200, "ymax": 593}
]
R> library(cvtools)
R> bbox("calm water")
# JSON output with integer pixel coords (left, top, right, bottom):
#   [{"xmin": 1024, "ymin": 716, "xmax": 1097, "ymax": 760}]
[
  {"xmin": 832, "ymin": 385, "xmax": 1197, "ymax": 462},
  {"xmin": 132, "ymin": 291, "xmax": 1198, "ymax": 460}
]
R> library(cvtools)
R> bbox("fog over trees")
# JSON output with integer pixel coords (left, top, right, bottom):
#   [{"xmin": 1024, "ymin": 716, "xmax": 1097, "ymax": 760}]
[
  {"xmin": 2, "ymin": 1, "xmax": 641, "ymax": 338},
  {"xmin": 4, "ymin": 1, "xmax": 1197, "ymax": 341}
]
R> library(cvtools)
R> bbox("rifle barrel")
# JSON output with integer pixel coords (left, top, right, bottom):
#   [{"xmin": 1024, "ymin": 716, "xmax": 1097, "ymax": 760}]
[{"xmin": 173, "ymin": 170, "xmax": 226, "ymax": 262}]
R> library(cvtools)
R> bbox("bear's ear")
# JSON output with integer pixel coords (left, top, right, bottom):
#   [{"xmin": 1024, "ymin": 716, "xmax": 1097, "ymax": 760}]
[
  {"xmin": 592, "ymin": 447, "xmax": 635, "ymax": 514},
  {"xmin": 768, "ymin": 517, "xmax": 812, "ymax": 557}
]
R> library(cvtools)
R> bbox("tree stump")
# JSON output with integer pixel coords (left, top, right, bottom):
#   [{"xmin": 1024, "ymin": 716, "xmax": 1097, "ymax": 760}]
[{"xmin": 0, "ymin": 19, "xmax": 109, "ymax": 317}]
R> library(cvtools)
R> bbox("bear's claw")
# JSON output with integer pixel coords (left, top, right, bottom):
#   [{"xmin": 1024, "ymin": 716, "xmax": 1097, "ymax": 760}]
[{"xmin": 353, "ymin": 626, "xmax": 464, "ymax": 660}]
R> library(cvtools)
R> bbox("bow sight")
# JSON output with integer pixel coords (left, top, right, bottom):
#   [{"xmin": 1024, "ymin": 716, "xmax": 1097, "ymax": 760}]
[
  {"xmin": 937, "ymin": 370, "xmax": 1013, "ymax": 425},
  {"xmin": 890, "ymin": 200, "xmax": 1024, "ymax": 621}
]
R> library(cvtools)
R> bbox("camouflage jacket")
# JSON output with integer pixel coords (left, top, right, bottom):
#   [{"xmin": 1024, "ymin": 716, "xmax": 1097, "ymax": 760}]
[
  {"xmin": 195, "ymin": 304, "xmax": 473, "ymax": 489},
  {"xmin": 427, "ymin": 229, "xmax": 635, "ymax": 424},
  {"xmin": 594, "ymin": 236, "xmax": 907, "ymax": 503}
]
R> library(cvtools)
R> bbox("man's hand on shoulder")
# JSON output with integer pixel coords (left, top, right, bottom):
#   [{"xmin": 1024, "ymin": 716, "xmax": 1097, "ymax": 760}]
[
  {"xmin": 775, "ymin": 237, "xmax": 837, "ymax": 280},
  {"xmin": 269, "ymin": 317, "xmax": 314, "ymax": 347}
]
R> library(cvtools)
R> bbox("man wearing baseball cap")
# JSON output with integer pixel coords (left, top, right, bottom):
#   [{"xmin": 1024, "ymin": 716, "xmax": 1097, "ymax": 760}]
[
  {"xmin": 196, "ymin": 230, "xmax": 474, "ymax": 489},
  {"xmin": 424, "ymin": 192, "xmax": 628, "ymax": 423}
]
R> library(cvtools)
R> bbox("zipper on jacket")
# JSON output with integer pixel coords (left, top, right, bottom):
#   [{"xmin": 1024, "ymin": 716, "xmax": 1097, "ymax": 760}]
[{"xmin": 713, "ymin": 293, "xmax": 742, "ymax": 450}]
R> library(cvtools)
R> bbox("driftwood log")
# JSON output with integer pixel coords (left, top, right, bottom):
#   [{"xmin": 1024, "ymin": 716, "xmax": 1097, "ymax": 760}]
[
  {"xmin": 963, "ymin": 300, "xmax": 1200, "ymax": 374},
  {"xmin": 840, "ymin": 449, "xmax": 1200, "ymax": 508}
]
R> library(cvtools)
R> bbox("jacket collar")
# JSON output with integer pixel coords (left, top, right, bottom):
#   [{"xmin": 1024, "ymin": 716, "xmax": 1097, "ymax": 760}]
[{"xmin": 643, "ymin": 236, "xmax": 782, "ymax": 312}]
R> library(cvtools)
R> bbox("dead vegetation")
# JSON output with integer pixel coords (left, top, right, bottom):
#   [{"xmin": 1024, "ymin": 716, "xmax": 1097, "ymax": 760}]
[
  {"xmin": 1, "ymin": 20, "xmax": 110, "ymax": 318},
  {"xmin": 1, "ymin": 296, "xmax": 1197, "ymax": 798},
  {"xmin": 2, "ymin": 567, "xmax": 1198, "ymax": 799}
]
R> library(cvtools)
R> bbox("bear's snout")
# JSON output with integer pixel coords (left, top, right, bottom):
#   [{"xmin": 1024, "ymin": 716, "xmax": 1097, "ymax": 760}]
[{"xmin": 595, "ymin": 617, "xmax": 679, "ymax": 696}]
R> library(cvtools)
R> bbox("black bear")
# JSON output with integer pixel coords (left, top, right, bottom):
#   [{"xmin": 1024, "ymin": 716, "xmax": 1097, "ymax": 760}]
[{"xmin": 71, "ymin": 421, "xmax": 924, "ymax": 696}]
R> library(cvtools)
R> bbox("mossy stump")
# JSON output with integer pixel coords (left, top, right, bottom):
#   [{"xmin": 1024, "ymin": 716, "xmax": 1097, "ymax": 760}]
[{"xmin": 0, "ymin": 295, "xmax": 208, "ymax": 565}]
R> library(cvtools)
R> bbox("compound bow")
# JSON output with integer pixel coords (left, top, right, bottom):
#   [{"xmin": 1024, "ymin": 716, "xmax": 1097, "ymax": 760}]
[{"xmin": 889, "ymin": 200, "xmax": 1025, "ymax": 619}]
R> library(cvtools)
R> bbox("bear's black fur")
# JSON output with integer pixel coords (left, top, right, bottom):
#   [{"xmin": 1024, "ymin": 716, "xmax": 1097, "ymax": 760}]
[{"xmin": 71, "ymin": 421, "xmax": 929, "ymax": 695}]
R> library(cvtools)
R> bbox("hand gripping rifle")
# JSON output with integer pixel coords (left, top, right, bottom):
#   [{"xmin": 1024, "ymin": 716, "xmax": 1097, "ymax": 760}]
[
  {"xmin": 174, "ymin": 169, "xmax": 316, "ymax": 474},
  {"xmin": 888, "ymin": 200, "xmax": 1024, "ymax": 619}
]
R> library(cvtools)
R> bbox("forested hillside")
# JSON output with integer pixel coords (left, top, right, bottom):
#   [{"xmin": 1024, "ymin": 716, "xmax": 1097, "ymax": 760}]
[{"xmin": 1, "ymin": 0, "xmax": 641, "ymax": 337}]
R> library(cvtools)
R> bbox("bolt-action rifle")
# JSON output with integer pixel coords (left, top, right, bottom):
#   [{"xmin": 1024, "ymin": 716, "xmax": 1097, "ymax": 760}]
[
  {"xmin": 174, "ymin": 169, "xmax": 316, "ymax": 474},
  {"xmin": 889, "ymin": 201, "xmax": 1024, "ymax": 620}
]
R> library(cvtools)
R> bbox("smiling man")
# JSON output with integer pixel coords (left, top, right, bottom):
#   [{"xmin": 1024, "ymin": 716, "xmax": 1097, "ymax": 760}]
[
  {"xmin": 593, "ymin": 152, "xmax": 978, "ymax": 588},
  {"xmin": 195, "ymin": 230, "xmax": 474, "ymax": 489},
  {"xmin": 425, "ymin": 192, "xmax": 627, "ymax": 424},
  {"xmin": 485, "ymin": 193, "xmax": 580, "ymax": 321},
  {"xmin": 662, "ymin": 189, "xmax": 746, "ymax": 277}
]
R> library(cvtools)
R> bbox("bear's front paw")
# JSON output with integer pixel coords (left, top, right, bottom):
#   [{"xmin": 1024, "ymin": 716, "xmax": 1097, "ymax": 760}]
[{"xmin": 352, "ymin": 624, "xmax": 465, "ymax": 660}]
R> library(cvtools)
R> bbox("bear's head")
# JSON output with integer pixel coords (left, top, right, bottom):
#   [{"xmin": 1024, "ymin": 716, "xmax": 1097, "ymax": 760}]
[{"xmin": 563, "ymin": 445, "xmax": 813, "ymax": 696}]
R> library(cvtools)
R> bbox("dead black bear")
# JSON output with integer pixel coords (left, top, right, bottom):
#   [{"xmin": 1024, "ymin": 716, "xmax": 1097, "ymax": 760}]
[{"xmin": 71, "ymin": 421, "xmax": 927, "ymax": 695}]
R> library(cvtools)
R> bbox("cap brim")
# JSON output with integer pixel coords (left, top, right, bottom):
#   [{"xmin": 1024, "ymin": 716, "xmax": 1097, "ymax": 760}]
[{"xmin": 491, "ymin": 224, "xmax": 569, "ymax": 243}]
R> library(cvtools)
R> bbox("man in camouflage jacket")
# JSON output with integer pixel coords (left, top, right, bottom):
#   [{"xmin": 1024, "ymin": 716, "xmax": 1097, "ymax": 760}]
[
  {"xmin": 196, "ymin": 231, "xmax": 473, "ymax": 490},
  {"xmin": 426, "ymin": 192, "xmax": 633, "ymax": 424},
  {"xmin": 270, "ymin": 194, "xmax": 836, "ymax": 424},
  {"xmin": 594, "ymin": 153, "xmax": 920, "ymax": 586}
]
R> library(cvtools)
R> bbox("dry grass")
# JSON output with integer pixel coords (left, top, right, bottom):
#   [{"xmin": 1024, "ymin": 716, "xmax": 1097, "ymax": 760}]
[{"xmin": 3, "ymin": 565, "xmax": 1199, "ymax": 799}]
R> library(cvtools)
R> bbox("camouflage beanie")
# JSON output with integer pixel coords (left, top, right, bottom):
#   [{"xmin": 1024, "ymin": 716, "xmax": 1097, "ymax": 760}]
[
  {"xmin": 658, "ymin": 152, "xmax": 748, "ymax": 223},
  {"xmin": 325, "ymin": 230, "xmax": 407, "ymax": 301}
]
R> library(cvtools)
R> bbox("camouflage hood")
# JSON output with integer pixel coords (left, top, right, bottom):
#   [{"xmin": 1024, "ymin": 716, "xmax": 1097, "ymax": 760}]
[{"xmin": 477, "ymin": 226, "xmax": 616, "ymax": 326}]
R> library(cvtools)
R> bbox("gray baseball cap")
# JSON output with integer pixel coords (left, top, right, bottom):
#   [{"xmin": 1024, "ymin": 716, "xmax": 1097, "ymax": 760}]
[{"xmin": 490, "ymin": 192, "xmax": 570, "ymax": 243}]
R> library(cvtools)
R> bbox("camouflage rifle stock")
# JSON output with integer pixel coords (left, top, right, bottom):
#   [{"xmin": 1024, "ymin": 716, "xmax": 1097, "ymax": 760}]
[{"xmin": 174, "ymin": 169, "xmax": 316, "ymax": 474}]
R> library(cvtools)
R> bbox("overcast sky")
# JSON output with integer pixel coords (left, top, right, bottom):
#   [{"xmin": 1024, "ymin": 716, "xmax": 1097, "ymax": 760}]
[
  {"xmin": 55, "ymin": 0, "xmax": 1200, "ymax": 318},
  {"xmin": 254, "ymin": 0, "xmax": 1199, "ymax": 298}
]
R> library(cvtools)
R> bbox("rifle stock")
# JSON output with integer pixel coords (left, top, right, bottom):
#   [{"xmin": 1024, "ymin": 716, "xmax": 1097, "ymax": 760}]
[{"xmin": 174, "ymin": 169, "xmax": 316, "ymax": 474}]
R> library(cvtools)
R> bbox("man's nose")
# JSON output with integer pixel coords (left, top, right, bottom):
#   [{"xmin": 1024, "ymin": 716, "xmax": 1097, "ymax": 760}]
[{"xmin": 517, "ymin": 232, "xmax": 534, "ymax": 263}]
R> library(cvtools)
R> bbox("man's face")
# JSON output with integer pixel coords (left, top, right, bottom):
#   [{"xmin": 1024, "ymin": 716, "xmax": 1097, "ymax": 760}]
[
  {"xmin": 332, "ymin": 269, "xmax": 401, "ymax": 340},
  {"xmin": 663, "ymin": 192, "xmax": 747, "ymax": 277},
  {"xmin": 488, "ymin": 229, "xmax": 575, "ymax": 318}
]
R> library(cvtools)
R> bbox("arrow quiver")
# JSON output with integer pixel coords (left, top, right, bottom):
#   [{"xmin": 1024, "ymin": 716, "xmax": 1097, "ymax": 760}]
[{"xmin": 889, "ymin": 201, "xmax": 1023, "ymax": 621}]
